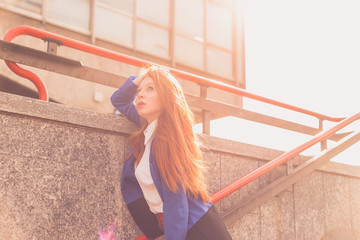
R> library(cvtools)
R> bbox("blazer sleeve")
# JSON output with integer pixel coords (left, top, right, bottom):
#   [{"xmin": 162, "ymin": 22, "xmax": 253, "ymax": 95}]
[
  {"xmin": 162, "ymin": 181, "xmax": 189, "ymax": 240},
  {"xmin": 110, "ymin": 76, "xmax": 141, "ymax": 126}
]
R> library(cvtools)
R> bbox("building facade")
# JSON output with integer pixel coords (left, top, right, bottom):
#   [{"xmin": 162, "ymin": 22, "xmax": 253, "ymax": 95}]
[{"xmin": 0, "ymin": 0, "xmax": 245, "ymax": 115}]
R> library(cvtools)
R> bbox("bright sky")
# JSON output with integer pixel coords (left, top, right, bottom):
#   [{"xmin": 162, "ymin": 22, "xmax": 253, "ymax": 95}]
[{"xmin": 197, "ymin": 0, "xmax": 360, "ymax": 166}]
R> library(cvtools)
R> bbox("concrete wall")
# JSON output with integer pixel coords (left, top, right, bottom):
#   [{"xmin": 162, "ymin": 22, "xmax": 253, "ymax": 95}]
[{"xmin": 1, "ymin": 91, "xmax": 359, "ymax": 240}]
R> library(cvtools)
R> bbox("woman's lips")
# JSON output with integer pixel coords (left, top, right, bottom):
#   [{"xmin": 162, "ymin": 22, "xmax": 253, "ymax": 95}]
[{"xmin": 137, "ymin": 101, "xmax": 145, "ymax": 108}]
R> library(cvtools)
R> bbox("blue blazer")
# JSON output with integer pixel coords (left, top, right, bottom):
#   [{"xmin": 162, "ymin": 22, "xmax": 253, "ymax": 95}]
[{"xmin": 111, "ymin": 76, "xmax": 212, "ymax": 240}]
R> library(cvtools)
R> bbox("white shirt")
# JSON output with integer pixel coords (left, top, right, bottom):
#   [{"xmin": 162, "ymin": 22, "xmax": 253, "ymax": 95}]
[{"xmin": 134, "ymin": 120, "xmax": 163, "ymax": 213}]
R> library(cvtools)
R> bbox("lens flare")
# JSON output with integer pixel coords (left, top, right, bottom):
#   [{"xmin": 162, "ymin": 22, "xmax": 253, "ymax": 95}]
[{"xmin": 98, "ymin": 226, "xmax": 117, "ymax": 240}]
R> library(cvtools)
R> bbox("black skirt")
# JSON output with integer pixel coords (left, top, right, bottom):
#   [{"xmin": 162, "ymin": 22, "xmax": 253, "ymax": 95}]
[
  {"xmin": 186, "ymin": 205, "xmax": 233, "ymax": 240},
  {"xmin": 127, "ymin": 197, "xmax": 232, "ymax": 239}
]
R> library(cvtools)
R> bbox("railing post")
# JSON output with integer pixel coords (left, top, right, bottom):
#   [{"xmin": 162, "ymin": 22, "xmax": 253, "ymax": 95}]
[
  {"xmin": 200, "ymin": 85, "xmax": 210, "ymax": 135},
  {"xmin": 47, "ymin": 41, "xmax": 58, "ymax": 55},
  {"xmin": 286, "ymin": 158, "xmax": 294, "ymax": 175},
  {"xmin": 44, "ymin": 37, "xmax": 62, "ymax": 55},
  {"xmin": 319, "ymin": 118, "xmax": 327, "ymax": 151},
  {"xmin": 90, "ymin": 0, "xmax": 97, "ymax": 44}
]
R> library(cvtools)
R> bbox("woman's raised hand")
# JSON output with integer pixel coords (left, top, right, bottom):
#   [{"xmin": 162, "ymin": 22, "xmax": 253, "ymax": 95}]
[{"xmin": 133, "ymin": 68, "xmax": 151, "ymax": 86}]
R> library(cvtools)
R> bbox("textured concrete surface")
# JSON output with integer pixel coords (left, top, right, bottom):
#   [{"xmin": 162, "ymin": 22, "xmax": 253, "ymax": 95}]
[
  {"xmin": 202, "ymin": 150, "xmax": 221, "ymax": 195},
  {"xmin": 323, "ymin": 173, "xmax": 352, "ymax": 232},
  {"xmin": 294, "ymin": 172, "xmax": 326, "ymax": 240},
  {"xmin": 260, "ymin": 190, "xmax": 295, "ymax": 240},
  {"xmin": 350, "ymin": 178, "xmax": 360, "ymax": 235},
  {"xmin": 0, "ymin": 115, "xmax": 126, "ymax": 239},
  {"xmin": 228, "ymin": 208, "xmax": 261, "ymax": 239},
  {"xmin": 220, "ymin": 154, "xmax": 259, "ymax": 213},
  {"xmin": 1, "ymin": 91, "xmax": 360, "ymax": 240},
  {"xmin": 276, "ymin": 190, "xmax": 296, "ymax": 239}
]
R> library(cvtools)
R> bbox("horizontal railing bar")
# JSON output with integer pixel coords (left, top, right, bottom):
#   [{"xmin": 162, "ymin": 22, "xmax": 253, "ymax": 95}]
[
  {"xmin": 0, "ymin": 40, "xmax": 127, "ymax": 88},
  {"xmin": 4, "ymin": 26, "xmax": 153, "ymax": 67},
  {"xmin": 172, "ymin": 71, "xmax": 345, "ymax": 123},
  {"xmin": 187, "ymin": 95, "xmax": 350, "ymax": 142},
  {"xmin": 331, "ymin": 131, "xmax": 354, "ymax": 141},
  {"xmin": 4, "ymin": 25, "xmax": 345, "ymax": 122},
  {"xmin": 0, "ymin": 40, "xmax": 81, "ymax": 66}
]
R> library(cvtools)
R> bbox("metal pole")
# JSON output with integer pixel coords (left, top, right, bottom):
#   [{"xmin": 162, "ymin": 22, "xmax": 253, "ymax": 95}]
[{"xmin": 200, "ymin": 85, "xmax": 210, "ymax": 134}]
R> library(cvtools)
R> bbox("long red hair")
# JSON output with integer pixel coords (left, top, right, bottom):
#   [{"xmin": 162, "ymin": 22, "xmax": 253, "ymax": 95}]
[{"xmin": 129, "ymin": 66, "xmax": 210, "ymax": 203}]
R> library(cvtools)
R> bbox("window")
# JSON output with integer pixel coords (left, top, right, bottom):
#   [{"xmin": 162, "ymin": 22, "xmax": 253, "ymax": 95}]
[
  {"xmin": 207, "ymin": 46, "xmax": 233, "ymax": 79},
  {"xmin": 137, "ymin": 0, "xmax": 170, "ymax": 26},
  {"xmin": 208, "ymin": 0, "xmax": 232, "ymax": 9},
  {"xmin": 47, "ymin": 0, "xmax": 90, "ymax": 32},
  {"xmin": 173, "ymin": 0, "xmax": 235, "ymax": 79},
  {"xmin": 206, "ymin": 1, "xmax": 232, "ymax": 49},
  {"xmin": 94, "ymin": 0, "xmax": 170, "ymax": 58},
  {"xmin": 135, "ymin": 0, "xmax": 170, "ymax": 59},
  {"xmin": 98, "ymin": 0, "xmax": 133, "ymax": 13},
  {"xmin": 3, "ymin": 0, "xmax": 42, "ymax": 14},
  {"xmin": 95, "ymin": 4, "xmax": 133, "ymax": 48},
  {"xmin": 175, "ymin": 0, "xmax": 203, "ymax": 39},
  {"xmin": 136, "ymin": 21, "xmax": 169, "ymax": 59},
  {"xmin": 175, "ymin": 35, "xmax": 204, "ymax": 69},
  {"xmin": 174, "ymin": 0, "xmax": 204, "ymax": 69}
]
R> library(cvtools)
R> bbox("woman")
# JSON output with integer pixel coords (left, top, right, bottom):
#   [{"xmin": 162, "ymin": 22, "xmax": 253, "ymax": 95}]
[{"xmin": 111, "ymin": 66, "xmax": 232, "ymax": 240}]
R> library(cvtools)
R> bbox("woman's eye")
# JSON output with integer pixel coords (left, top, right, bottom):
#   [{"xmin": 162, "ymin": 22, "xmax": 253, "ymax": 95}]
[
  {"xmin": 136, "ymin": 89, "xmax": 141, "ymax": 94},
  {"xmin": 147, "ymin": 86, "xmax": 154, "ymax": 91}
]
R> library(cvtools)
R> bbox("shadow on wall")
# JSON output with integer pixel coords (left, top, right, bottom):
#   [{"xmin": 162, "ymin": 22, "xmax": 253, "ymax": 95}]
[{"xmin": 0, "ymin": 74, "xmax": 58, "ymax": 102}]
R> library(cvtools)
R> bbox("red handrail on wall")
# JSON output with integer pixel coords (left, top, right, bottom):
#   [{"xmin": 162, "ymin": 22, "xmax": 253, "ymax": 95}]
[
  {"xmin": 4, "ymin": 25, "xmax": 344, "ymax": 122},
  {"xmin": 210, "ymin": 111, "xmax": 360, "ymax": 203},
  {"xmin": 5, "ymin": 61, "xmax": 48, "ymax": 101}
]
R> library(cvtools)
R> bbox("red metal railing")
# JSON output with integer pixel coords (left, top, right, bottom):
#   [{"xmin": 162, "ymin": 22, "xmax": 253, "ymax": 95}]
[
  {"xmin": 210, "ymin": 112, "xmax": 360, "ymax": 203},
  {"xmin": 4, "ymin": 25, "xmax": 344, "ymax": 122},
  {"xmin": 3, "ymin": 26, "xmax": 358, "ymax": 240}
]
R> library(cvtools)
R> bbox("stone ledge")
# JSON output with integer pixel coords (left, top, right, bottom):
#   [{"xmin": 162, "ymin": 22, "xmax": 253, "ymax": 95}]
[
  {"xmin": 319, "ymin": 161, "xmax": 360, "ymax": 179},
  {"xmin": 203, "ymin": 134, "xmax": 360, "ymax": 179},
  {"xmin": 0, "ymin": 91, "xmax": 137, "ymax": 135},
  {"xmin": 1, "ymin": 91, "xmax": 359, "ymax": 179}
]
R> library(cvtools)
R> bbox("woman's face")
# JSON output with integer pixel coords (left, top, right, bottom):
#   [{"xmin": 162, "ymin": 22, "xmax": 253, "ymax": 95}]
[{"xmin": 135, "ymin": 76, "xmax": 163, "ymax": 123}]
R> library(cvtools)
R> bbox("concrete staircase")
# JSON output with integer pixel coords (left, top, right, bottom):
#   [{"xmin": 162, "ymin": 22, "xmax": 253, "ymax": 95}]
[{"xmin": 1, "ymin": 91, "xmax": 359, "ymax": 240}]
